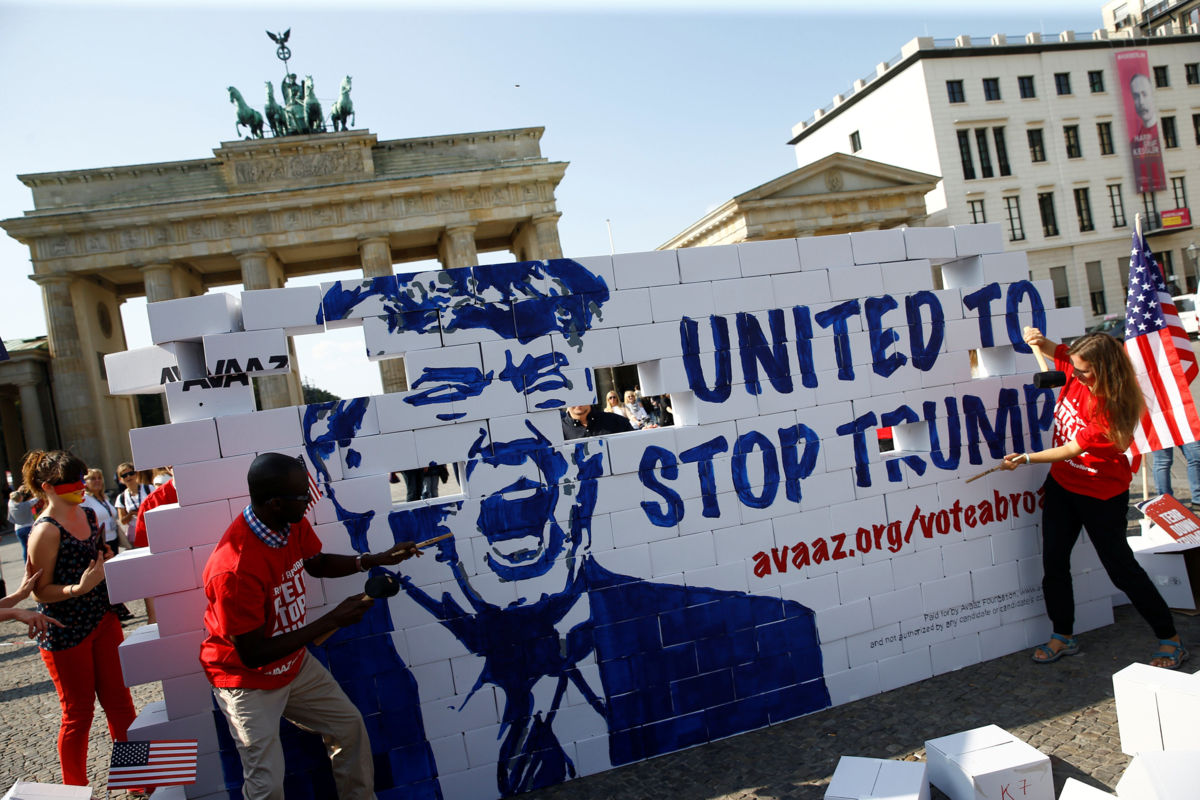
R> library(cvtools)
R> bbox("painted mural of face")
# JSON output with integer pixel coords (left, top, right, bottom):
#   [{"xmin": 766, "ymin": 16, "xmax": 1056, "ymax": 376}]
[{"xmin": 450, "ymin": 419, "xmax": 600, "ymax": 608}]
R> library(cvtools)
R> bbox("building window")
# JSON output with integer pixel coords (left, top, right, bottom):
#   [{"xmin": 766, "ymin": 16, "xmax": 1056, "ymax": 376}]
[
  {"xmin": 1162, "ymin": 116, "xmax": 1178, "ymax": 148},
  {"xmin": 1086, "ymin": 261, "xmax": 1106, "ymax": 315},
  {"xmin": 1187, "ymin": 63, "xmax": 1199, "ymax": 85},
  {"xmin": 1194, "ymin": 113, "xmax": 1200, "ymax": 145},
  {"xmin": 1054, "ymin": 72, "xmax": 1072, "ymax": 95},
  {"xmin": 849, "ymin": 130, "xmax": 862, "ymax": 153},
  {"xmin": 993, "ymin": 127, "xmax": 1011, "ymax": 176},
  {"xmin": 1004, "ymin": 196, "xmax": 1025, "ymax": 241},
  {"xmin": 983, "ymin": 77, "xmax": 1001, "ymax": 101},
  {"xmin": 1172, "ymin": 176, "xmax": 1188, "ymax": 210},
  {"xmin": 957, "ymin": 130, "xmax": 976, "ymax": 179},
  {"xmin": 975, "ymin": 129, "xmax": 994, "ymax": 178},
  {"xmin": 1143, "ymin": 191, "xmax": 1159, "ymax": 229},
  {"xmin": 1153, "ymin": 65, "xmax": 1169, "ymax": 88},
  {"xmin": 1074, "ymin": 187, "xmax": 1095, "ymax": 232},
  {"xmin": 1108, "ymin": 184, "xmax": 1127, "ymax": 227},
  {"xmin": 1088, "ymin": 70, "xmax": 1105, "ymax": 93},
  {"xmin": 969, "ymin": 199, "xmax": 987, "ymax": 223},
  {"xmin": 1018, "ymin": 75, "xmax": 1036, "ymax": 98},
  {"xmin": 1027, "ymin": 128, "xmax": 1046, "ymax": 162},
  {"xmin": 1050, "ymin": 266, "xmax": 1070, "ymax": 308},
  {"xmin": 947, "ymin": 80, "xmax": 965, "ymax": 103},
  {"xmin": 1038, "ymin": 191, "xmax": 1059, "ymax": 237},
  {"xmin": 1064, "ymin": 125, "xmax": 1082, "ymax": 158},
  {"xmin": 1097, "ymin": 121, "xmax": 1114, "ymax": 155}
]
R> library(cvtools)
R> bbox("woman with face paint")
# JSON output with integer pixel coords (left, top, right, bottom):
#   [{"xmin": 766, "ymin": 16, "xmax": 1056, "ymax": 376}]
[{"xmin": 24, "ymin": 449, "xmax": 137, "ymax": 791}]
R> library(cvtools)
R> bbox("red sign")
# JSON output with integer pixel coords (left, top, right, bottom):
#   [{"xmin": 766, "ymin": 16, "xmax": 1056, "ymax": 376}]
[
  {"xmin": 1161, "ymin": 208, "xmax": 1192, "ymax": 229},
  {"xmin": 1115, "ymin": 50, "xmax": 1166, "ymax": 193},
  {"xmin": 1141, "ymin": 494, "xmax": 1200, "ymax": 545}
]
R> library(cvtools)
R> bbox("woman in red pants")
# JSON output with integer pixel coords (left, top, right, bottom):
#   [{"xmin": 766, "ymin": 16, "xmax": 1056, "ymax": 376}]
[{"xmin": 25, "ymin": 449, "xmax": 138, "ymax": 788}]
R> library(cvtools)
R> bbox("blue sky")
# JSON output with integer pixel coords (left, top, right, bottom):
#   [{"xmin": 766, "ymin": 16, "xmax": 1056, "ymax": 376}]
[{"xmin": 0, "ymin": 0, "xmax": 1101, "ymax": 398}]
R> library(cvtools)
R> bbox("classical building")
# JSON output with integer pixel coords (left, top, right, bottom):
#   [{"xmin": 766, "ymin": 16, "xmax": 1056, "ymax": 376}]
[
  {"xmin": 1, "ymin": 127, "xmax": 568, "ymax": 473},
  {"xmin": 0, "ymin": 337, "xmax": 53, "ymax": 482},
  {"xmin": 787, "ymin": 29, "xmax": 1200, "ymax": 327},
  {"xmin": 659, "ymin": 152, "xmax": 939, "ymax": 249}
]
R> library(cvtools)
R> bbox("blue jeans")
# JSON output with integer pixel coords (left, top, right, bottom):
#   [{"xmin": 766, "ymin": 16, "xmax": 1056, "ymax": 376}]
[
  {"xmin": 1151, "ymin": 441, "xmax": 1200, "ymax": 502},
  {"xmin": 15, "ymin": 525, "xmax": 31, "ymax": 562}
]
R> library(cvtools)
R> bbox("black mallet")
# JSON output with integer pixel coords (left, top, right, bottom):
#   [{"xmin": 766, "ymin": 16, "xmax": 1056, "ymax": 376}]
[
  {"xmin": 1026, "ymin": 327, "xmax": 1066, "ymax": 389},
  {"xmin": 314, "ymin": 572, "xmax": 402, "ymax": 646}
]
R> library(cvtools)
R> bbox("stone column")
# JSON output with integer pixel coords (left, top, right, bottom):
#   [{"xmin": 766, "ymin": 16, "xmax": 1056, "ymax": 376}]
[
  {"xmin": 0, "ymin": 395, "xmax": 25, "ymax": 469},
  {"xmin": 15, "ymin": 379, "xmax": 47, "ymax": 451},
  {"xmin": 140, "ymin": 264, "xmax": 177, "ymax": 303},
  {"xmin": 531, "ymin": 213, "xmax": 564, "ymax": 260},
  {"xmin": 34, "ymin": 275, "xmax": 100, "ymax": 466},
  {"xmin": 437, "ymin": 225, "xmax": 478, "ymax": 270},
  {"xmin": 512, "ymin": 214, "xmax": 564, "ymax": 262},
  {"xmin": 237, "ymin": 250, "xmax": 302, "ymax": 409},
  {"xmin": 359, "ymin": 236, "xmax": 407, "ymax": 394}
]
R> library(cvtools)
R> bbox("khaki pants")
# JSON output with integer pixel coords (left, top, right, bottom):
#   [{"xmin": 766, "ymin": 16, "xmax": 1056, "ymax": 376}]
[{"xmin": 214, "ymin": 654, "xmax": 375, "ymax": 800}]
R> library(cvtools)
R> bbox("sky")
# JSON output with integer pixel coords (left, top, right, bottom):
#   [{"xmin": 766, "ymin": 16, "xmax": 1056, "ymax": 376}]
[{"xmin": 0, "ymin": 0, "xmax": 1103, "ymax": 399}]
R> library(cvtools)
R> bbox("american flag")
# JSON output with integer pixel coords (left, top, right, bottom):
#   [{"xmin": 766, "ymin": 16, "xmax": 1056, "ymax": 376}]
[
  {"xmin": 108, "ymin": 739, "xmax": 198, "ymax": 789},
  {"xmin": 1124, "ymin": 229, "xmax": 1200, "ymax": 457},
  {"xmin": 307, "ymin": 465, "xmax": 324, "ymax": 513}
]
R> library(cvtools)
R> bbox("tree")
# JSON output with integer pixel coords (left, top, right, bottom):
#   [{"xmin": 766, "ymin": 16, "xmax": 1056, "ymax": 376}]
[{"xmin": 302, "ymin": 381, "xmax": 340, "ymax": 405}]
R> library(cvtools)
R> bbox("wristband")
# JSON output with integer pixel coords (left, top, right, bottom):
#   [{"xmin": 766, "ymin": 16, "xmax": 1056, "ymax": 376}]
[
  {"xmin": 1023, "ymin": 453, "xmax": 1032, "ymax": 465},
  {"xmin": 356, "ymin": 555, "xmax": 366, "ymax": 573}
]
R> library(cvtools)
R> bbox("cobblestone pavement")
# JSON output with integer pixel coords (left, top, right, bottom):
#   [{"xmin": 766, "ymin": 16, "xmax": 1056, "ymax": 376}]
[{"xmin": 2, "ymin": 473, "xmax": 1198, "ymax": 798}]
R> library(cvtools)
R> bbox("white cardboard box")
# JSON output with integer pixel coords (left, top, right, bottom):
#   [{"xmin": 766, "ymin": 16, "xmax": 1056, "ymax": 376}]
[
  {"xmin": 105, "ymin": 342, "xmax": 205, "ymax": 395},
  {"xmin": 164, "ymin": 377, "xmax": 256, "ymax": 423},
  {"xmin": 1112, "ymin": 662, "xmax": 1200, "ymax": 755},
  {"xmin": 1114, "ymin": 750, "xmax": 1200, "ymax": 799},
  {"xmin": 924, "ymin": 724, "xmax": 1052, "ymax": 800},
  {"xmin": 105, "ymin": 547, "xmax": 198, "ymax": 604},
  {"xmin": 1057, "ymin": 778, "xmax": 1115, "ymax": 798},
  {"xmin": 202, "ymin": 328, "xmax": 290, "ymax": 377},
  {"xmin": 147, "ymin": 292, "xmax": 242, "ymax": 345},
  {"xmin": 825, "ymin": 756, "xmax": 929, "ymax": 800}
]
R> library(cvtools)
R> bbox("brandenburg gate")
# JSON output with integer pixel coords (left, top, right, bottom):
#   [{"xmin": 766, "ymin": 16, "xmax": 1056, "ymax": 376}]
[{"xmin": 1, "ymin": 128, "xmax": 568, "ymax": 473}]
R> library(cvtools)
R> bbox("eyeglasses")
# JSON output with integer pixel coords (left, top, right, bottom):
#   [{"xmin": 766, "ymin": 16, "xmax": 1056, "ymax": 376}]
[
  {"xmin": 274, "ymin": 492, "xmax": 312, "ymax": 503},
  {"xmin": 119, "ymin": 471, "xmax": 136, "ymax": 479}
]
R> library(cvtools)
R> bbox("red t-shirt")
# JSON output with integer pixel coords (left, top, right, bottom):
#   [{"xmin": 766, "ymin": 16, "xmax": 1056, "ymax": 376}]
[
  {"xmin": 132, "ymin": 479, "xmax": 177, "ymax": 549},
  {"xmin": 200, "ymin": 512, "xmax": 322, "ymax": 689},
  {"xmin": 1048, "ymin": 344, "xmax": 1133, "ymax": 499}
]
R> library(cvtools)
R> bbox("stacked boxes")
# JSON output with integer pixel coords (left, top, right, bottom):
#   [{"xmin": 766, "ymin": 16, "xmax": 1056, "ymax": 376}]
[{"xmin": 105, "ymin": 226, "xmax": 1102, "ymax": 800}]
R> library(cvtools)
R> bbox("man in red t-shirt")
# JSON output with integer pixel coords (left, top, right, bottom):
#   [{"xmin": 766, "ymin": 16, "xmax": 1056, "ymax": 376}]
[{"xmin": 201, "ymin": 452, "xmax": 420, "ymax": 800}]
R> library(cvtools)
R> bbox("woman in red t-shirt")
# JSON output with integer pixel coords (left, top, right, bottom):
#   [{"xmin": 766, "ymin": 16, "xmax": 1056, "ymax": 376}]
[{"xmin": 1000, "ymin": 329, "xmax": 1185, "ymax": 668}]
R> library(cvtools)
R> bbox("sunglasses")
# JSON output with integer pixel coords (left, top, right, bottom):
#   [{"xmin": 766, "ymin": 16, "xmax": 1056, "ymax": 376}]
[
  {"xmin": 274, "ymin": 492, "xmax": 312, "ymax": 503},
  {"xmin": 120, "ymin": 471, "xmax": 136, "ymax": 479}
]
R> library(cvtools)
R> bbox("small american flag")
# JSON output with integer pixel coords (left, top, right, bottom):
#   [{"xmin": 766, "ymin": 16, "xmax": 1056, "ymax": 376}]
[
  {"xmin": 1124, "ymin": 228, "xmax": 1200, "ymax": 456},
  {"xmin": 307, "ymin": 466, "xmax": 324, "ymax": 513},
  {"xmin": 108, "ymin": 739, "xmax": 198, "ymax": 789}
]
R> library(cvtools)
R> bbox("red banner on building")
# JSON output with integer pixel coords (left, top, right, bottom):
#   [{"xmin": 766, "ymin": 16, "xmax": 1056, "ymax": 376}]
[
  {"xmin": 1161, "ymin": 208, "xmax": 1192, "ymax": 229},
  {"xmin": 1116, "ymin": 49, "xmax": 1166, "ymax": 193}
]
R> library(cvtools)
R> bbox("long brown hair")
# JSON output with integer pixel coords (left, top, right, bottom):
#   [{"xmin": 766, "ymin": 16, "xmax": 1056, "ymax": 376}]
[
  {"xmin": 1066, "ymin": 332, "xmax": 1145, "ymax": 448},
  {"xmin": 22, "ymin": 450, "xmax": 88, "ymax": 501}
]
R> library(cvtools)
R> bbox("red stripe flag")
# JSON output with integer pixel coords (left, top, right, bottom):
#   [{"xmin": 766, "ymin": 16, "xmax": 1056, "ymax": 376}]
[
  {"xmin": 307, "ymin": 465, "xmax": 324, "ymax": 513},
  {"xmin": 1124, "ymin": 227, "xmax": 1200, "ymax": 457},
  {"xmin": 108, "ymin": 739, "xmax": 198, "ymax": 789}
]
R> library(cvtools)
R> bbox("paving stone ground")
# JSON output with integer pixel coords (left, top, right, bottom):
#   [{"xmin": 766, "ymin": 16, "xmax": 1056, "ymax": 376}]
[{"xmin": 2, "ymin": 471, "xmax": 1198, "ymax": 798}]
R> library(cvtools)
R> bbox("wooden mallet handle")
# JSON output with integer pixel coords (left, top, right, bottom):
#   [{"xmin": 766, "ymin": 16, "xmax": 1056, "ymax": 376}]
[
  {"xmin": 965, "ymin": 463, "xmax": 1007, "ymax": 484},
  {"xmin": 416, "ymin": 532, "xmax": 452, "ymax": 549}
]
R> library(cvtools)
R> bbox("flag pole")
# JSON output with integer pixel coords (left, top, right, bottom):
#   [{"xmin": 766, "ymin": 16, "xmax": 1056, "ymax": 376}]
[{"xmin": 1136, "ymin": 212, "xmax": 1151, "ymax": 504}]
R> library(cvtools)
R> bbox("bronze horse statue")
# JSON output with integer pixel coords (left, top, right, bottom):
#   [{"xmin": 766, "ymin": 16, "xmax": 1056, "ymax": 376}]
[
  {"xmin": 264, "ymin": 81, "xmax": 287, "ymax": 137},
  {"xmin": 227, "ymin": 86, "xmax": 264, "ymax": 139},
  {"xmin": 303, "ymin": 76, "xmax": 326, "ymax": 134},
  {"xmin": 331, "ymin": 75, "xmax": 354, "ymax": 132}
]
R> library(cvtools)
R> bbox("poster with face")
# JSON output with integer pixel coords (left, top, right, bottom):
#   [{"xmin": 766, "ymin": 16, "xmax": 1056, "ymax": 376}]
[
  {"xmin": 1115, "ymin": 49, "xmax": 1166, "ymax": 194},
  {"xmin": 107, "ymin": 226, "xmax": 1100, "ymax": 800}
]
